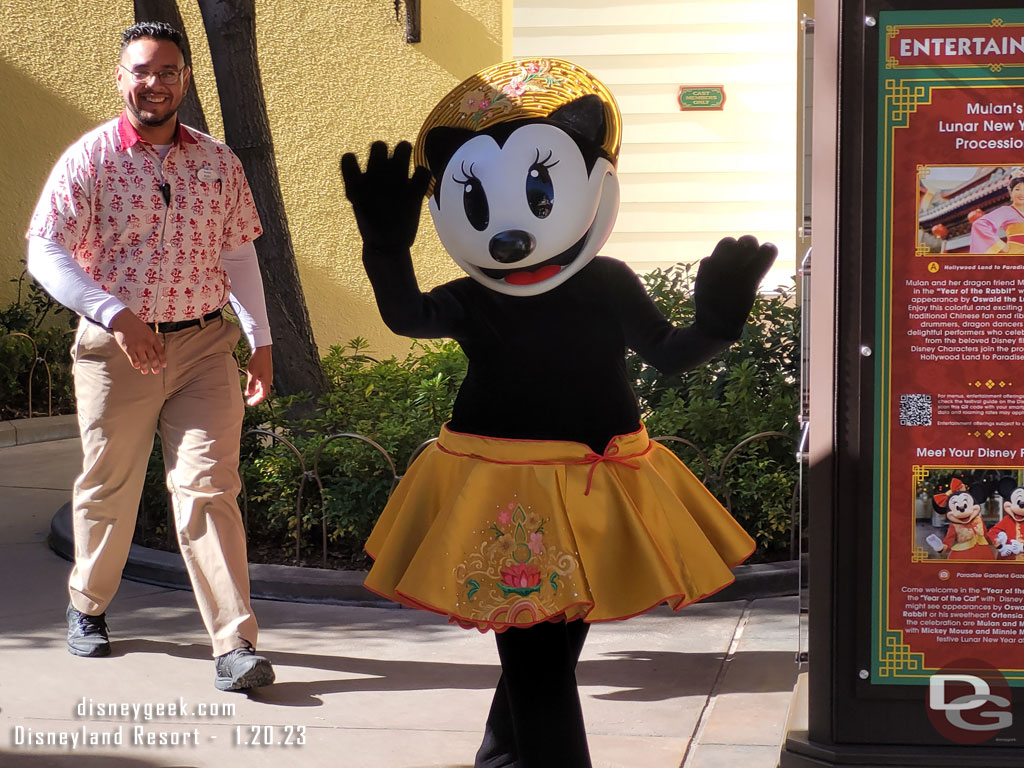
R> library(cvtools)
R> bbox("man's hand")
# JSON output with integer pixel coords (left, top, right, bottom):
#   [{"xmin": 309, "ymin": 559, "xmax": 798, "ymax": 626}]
[
  {"xmin": 340, "ymin": 141, "xmax": 432, "ymax": 250},
  {"xmin": 245, "ymin": 345, "xmax": 273, "ymax": 406},
  {"xmin": 109, "ymin": 308, "xmax": 166, "ymax": 374}
]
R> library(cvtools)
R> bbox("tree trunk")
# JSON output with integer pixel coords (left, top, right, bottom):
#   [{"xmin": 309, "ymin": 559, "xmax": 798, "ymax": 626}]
[
  {"xmin": 196, "ymin": 0, "xmax": 325, "ymax": 398},
  {"xmin": 133, "ymin": 0, "xmax": 210, "ymax": 134}
]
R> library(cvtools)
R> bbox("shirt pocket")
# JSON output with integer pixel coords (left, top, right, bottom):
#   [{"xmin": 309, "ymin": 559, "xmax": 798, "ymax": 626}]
[{"xmin": 184, "ymin": 178, "xmax": 228, "ymax": 253}]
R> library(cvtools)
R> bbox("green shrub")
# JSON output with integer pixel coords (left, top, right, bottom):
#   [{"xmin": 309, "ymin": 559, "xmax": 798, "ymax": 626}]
[
  {"xmin": 0, "ymin": 269, "xmax": 76, "ymax": 419},
  {"xmin": 230, "ymin": 338, "xmax": 466, "ymax": 567},
  {"xmin": 1, "ymin": 259, "xmax": 799, "ymax": 566},
  {"xmin": 633, "ymin": 264, "xmax": 800, "ymax": 560},
  {"xmin": 133, "ymin": 267, "xmax": 800, "ymax": 567}
]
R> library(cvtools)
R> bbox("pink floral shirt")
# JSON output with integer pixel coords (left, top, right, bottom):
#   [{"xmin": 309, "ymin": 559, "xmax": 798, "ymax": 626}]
[{"xmin": 27, "ymin": 112, "xmax": 263, "ymax": 323}]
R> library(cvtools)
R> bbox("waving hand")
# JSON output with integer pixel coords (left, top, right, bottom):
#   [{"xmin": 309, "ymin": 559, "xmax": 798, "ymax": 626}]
[
  {"xmin": 340, "ymin": 141, "xmax": 432, "ymax": 251},
  {"xmin": 694, "ymin": 235, "xmax": 778, "ymax": 340}
]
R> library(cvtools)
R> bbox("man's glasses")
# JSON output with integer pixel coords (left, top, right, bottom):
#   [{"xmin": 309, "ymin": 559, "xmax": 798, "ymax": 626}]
[{"xmin": 119, "ymin": 65, "xmax": 185, "ymax": 85}]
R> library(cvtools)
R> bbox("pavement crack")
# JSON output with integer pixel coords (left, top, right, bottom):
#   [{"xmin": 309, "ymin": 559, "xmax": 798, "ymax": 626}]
[{"xmin": 678, "ymin": 600, "xmax": 753, "ymax": 767}]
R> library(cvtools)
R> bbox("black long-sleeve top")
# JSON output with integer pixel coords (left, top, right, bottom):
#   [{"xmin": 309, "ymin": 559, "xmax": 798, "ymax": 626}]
[{"xmin": 364, "ymin": 248, "xmax": 730, "ymax": 453}]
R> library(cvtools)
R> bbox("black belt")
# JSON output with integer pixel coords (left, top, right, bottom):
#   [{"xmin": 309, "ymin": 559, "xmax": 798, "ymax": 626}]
[
  {"xmin": 87, "ymin": 308, "xmax": 223, "ymax": 334},
  {"xmin": 146, "ymin": 309, "xmax": 222, "ymax": 334}
]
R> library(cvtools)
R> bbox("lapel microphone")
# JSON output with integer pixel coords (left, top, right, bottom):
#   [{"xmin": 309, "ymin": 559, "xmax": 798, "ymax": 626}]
[{"xmin": 159, "ymin": 182, "xmax": 171, "ymax": 206}]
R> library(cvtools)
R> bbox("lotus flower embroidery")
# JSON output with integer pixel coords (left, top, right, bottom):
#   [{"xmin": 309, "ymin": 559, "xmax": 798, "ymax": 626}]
[{"xmin": 501, "ymin": 563, "xmax": 541, "ymax": 589}]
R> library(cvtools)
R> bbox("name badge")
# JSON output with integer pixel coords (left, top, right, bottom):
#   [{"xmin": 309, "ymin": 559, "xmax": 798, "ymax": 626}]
[{"xmin": 196, "ymin": 167, "xmax": 219, "ymax": 184}]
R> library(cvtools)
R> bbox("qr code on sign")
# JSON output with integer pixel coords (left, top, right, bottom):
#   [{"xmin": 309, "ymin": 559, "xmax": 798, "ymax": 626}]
[{"xmin": 899, "ymin": 394, "xmax": 932, "ymax": 426}]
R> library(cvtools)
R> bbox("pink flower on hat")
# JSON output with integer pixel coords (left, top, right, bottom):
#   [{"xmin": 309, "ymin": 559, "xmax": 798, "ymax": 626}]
[
  {"xmin": 503, "ymin": 77, "xmax": 526, "ymax": 98},
  {"xmin": 461, "ymin": 89, "xmax": 490, "ymax": 113}
]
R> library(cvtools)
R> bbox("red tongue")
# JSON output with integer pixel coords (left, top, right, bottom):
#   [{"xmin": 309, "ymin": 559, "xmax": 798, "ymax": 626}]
[{"xmin": 504, "ymin": 265, "xmax": 561, "ymax": 286}]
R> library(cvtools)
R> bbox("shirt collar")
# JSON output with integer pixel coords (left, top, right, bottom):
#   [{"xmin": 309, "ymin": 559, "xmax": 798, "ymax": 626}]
[{"xmin": 117, "ymin": 110, "xmax": 198, "ymax": 150}]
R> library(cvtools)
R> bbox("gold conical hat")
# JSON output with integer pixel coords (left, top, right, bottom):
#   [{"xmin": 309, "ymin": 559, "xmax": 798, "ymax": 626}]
[{"xmin": 414, "ymin": 58, "xmax": 622, "ymax": 188}]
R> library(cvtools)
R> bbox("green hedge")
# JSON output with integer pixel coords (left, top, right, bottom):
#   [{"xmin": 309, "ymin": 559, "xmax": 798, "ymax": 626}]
[
  {"xmin": 0, "ymin": 270, "xmax": 76, "ymax": 420},
  {"xmin": 162, "ymin": 264, "xmax": 800, "ymax": 567},
  {"xmin": 636, "ymin": 265, "xmax": 800, "ymax": 560},
  {"xmin": 0, "ymin": 265, "xmax": 800, "ymax": 567}
]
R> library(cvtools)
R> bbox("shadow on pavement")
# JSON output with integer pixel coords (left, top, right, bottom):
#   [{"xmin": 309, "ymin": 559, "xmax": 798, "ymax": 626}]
[{"xmin": 102, "ymin": 639, "xmax": 796, "ymax": 707}]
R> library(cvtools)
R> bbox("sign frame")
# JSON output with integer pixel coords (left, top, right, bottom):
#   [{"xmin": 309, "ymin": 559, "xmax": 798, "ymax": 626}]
[
  {"xmin": 677, "ymin": 85, "xmax": 727, "ymax": 111},
  {"xmin": 782, "ymin": 1, "xmax": 1024, "ymax": 763}
]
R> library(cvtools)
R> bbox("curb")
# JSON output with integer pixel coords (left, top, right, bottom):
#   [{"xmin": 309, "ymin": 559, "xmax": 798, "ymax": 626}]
[
  {"xmin": 0, "ymin": 414, "xmax": 78, "ymax": 448},
  {"xmin": 49, "ymin": 502, "xmax": 384, "ymax": 606},
  {"xmin": 49, "ymin": 503, "xmax": 799, "ymax": 607}
]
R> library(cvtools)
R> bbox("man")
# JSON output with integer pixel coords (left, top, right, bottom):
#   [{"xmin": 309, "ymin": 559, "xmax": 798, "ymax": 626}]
[{"xmin": 26, "ymin": 21, "xmax": 275, "ymax": 691}]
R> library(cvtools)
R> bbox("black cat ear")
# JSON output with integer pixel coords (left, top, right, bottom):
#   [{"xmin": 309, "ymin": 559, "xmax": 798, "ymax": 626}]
[
  {"xmin": 548, "ymin": 94, "xmax": 606, "ymax": 148},
  {"xmin": 424, "ymin": 126, "xmax": 477, "ymax": 180}
]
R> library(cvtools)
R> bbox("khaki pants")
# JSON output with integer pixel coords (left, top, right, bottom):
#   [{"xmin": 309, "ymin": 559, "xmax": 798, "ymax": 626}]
[{"xmin": 68, "ymin": 315, "xmax": 257, "ymax": 657}]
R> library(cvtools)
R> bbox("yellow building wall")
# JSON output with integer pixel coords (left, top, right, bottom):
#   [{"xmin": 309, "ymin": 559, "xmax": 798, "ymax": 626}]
[{"xmin": 0, "ymin": 0, "xmax": 506, "ymax": 359}]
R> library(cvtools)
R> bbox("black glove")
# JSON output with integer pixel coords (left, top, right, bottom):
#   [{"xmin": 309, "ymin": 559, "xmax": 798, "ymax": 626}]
[
  {"xmin": 340, "ymin": 141, "xmax": 432, "ymax": 250},
  {"xmin": 694, "ymin": 235, "xmax": 778, "ymax": 340}
]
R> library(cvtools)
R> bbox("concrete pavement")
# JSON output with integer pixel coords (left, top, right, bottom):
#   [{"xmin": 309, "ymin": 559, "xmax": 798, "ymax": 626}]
[{"xmin": 0, "ymin": 437, "xmax": 804, "ymax": 768}]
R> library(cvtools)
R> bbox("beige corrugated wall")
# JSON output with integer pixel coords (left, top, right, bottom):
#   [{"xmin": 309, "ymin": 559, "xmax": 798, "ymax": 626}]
[{"xmin": 513, "ymin": 0, "xmax": 797, "ymax": 289}]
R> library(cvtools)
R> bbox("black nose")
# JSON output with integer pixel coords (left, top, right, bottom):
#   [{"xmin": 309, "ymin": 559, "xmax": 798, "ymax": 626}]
[{"xmin": 488, "ymin": 230, "xmax": 536, "ymax": 264}]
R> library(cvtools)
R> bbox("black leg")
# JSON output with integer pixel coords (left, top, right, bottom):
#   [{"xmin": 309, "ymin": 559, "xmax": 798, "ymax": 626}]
[
  {"xmin": 476, "ymin": 620, "xmax": 592, "ymax": 768},
  {"xmin": 567, "ymin": 619, "xmax": 590, "ymax": 661},
  {"xmin": 476, "ymin": 621, "xmax": 591, "ymax": 767},
  {"xmin": 474, "ymin": 675, "xmax": 516, "ymax": 768}
]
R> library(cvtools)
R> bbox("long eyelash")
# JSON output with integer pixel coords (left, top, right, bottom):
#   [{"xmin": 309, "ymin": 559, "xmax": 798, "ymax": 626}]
[
  {"xmin": 453, "ymin": 160, "xmax": 477, "ymax": 186},
  {"xmin": 532, "ymin": 149, "xmax": 559, "ymax": 169}
]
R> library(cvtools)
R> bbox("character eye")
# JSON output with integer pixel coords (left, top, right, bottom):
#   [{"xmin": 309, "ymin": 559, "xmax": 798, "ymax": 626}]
[
  {"xmin": 454, "ymin": 161, "xmax": 489, "ymax": 231},
  {"xmin": 526, "ymin": 149, "xmax": 558, "ymax": 219}
]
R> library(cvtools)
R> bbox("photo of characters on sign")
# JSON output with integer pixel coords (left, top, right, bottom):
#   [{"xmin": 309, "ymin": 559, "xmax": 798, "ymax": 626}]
[{"xmin": 914, "ymin": 469, "xmax": 1024, "ymax": 560}]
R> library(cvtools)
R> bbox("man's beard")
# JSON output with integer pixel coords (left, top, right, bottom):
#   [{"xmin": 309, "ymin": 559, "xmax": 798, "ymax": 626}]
[{"xmin": 127, "ymin": 100, "xmax": 176, "ymax": 127}]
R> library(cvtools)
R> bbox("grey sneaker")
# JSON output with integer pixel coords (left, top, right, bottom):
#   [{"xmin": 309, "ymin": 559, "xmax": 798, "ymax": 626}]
[
  {"xmin": 214, "ymin": 645, "xmax": 275, "ymax": 691},
  {"xmin": 66, "ymin": 603, "xmax": 111, "ymax": 657}
]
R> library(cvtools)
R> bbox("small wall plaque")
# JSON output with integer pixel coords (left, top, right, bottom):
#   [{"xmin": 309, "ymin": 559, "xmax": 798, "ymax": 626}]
[{"xmin": 678, "ymin": 85, "xmax": 726, "ymax": 111}]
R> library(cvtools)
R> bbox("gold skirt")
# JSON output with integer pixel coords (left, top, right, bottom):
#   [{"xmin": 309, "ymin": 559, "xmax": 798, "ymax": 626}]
[{"xmin": 364, "ymin": 424, "xmax": 756, "ymax": 632}]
